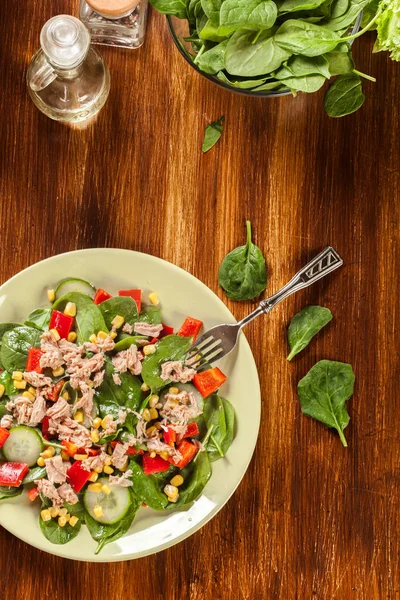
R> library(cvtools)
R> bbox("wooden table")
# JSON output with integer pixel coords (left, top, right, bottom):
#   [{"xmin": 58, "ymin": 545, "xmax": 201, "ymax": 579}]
[{"xmin": 1, "ymin": 0, "xmax": 400, "ymax": 598}]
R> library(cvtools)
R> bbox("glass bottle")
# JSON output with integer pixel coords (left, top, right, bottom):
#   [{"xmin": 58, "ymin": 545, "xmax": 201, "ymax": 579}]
[
  {"xmin": 27, "ymin": 15, "xmax": 110, "ymax": 123},
  {"xmin": 79, "ymin": 0, "xmax": 148, "ymax": 49}
]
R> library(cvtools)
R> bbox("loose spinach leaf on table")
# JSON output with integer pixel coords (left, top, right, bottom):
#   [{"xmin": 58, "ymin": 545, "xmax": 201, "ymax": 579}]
[
  {"xmin": 0, "ymin": 486, "xmax": 23, "ymax": 502},
  {"xmin": 297, "ymin": 359, "xmax": 355, "ymax": 446},
  {"xmin": 203, "ymin": 394, "xmax": 235, "ymax": 461},
  {"xmin": 274, "ymin": 20, "xmax": 341, "ymax": 56},
  {"xmin": 324, "ymin": 73, "xmax": 364, "ymax": 116},
  {"xmin": 202, "ymin": 117, "xmax": 225, "ymax": 153},
  {"xmin": 225, "ymin": 30, "xmax": 291, "ymax": 76},
  {"xmin": 218, "ymin": 221, "xmax": 267, "ymax": 301},
  {"xmin": 287, "ymin": 305, "xmax": 332, "ymax": 360},
  {"xmin": 39, "ymin": 501, "xmax": 85, "ymax": 545},
  {"xmin": 85, "ymin": 489, "xmax": 140, "ymax": 554},
  {"xmin": 141, "ymin": 335, "xmax": 193, "ymax": 391},
  {"xmin": 24, "ymin": 308, "xmax": 51, "ymax": 331},
  {"xmin": 129, "ymin": 459, "xmax": 170, "ymax": 509},
  {"xmin": 0, "ymin": 326, "xmax": 42, "ymax": 372},
  {"xmin": 53, "ymin": 292, "xmax": 107, "ymax": 343}
]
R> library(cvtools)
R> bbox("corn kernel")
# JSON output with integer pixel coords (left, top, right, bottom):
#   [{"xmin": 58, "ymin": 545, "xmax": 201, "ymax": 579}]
[
  {"xmin": 67, "ymin": 332, "xmax": 77, "ymax": 343},
  {"xmin": 142, "ymin": 408, "xmax": 151, "ymax": 422},
  {"xmin": 42, "ymin": 448, "xmax": 55, "ymax": 459},
  {"xmin": 107, "ymin": 445, "xmax": 113, "ymax": 456},
  {"xmin": 58, "ymin": 516, "xmax": 67, "ymax": 527},
  {"xmin": 61, "ymin": 391, "xmax": 70, "ymax": 401},
  {"xmin": 22, "ymin": 391, "xmax": 35, "ymax": 402},
  {"xmin": 97, "ymin": 330, "xmax": 108, "ymax": 340},
  {"xmin": 104, "ymin": 455, "xmax": 112, "ymax": 465},
  {"xmin": 143, "ymin": 344, "xmax": 156, "ymax": 356},
  {"xmin": 101, "ymin": 415, "xmax": 113, "ymax": 429},
  {"xmin": 148, "ymin": 292, "xmax": 160, "ymax": 306},
  {"xmin": 28, "ymin": 386, "xmax": 36, "ymax": 395},
  {"xmin": 149, "ymin": 408, "xmax": 158, "ymax": 420},
  {"xmin": 109, "ymin": 331, "xmax": 117, "ymax": 339},
  {"xmin": 58, "ymin": 507, "xmax": 68, "ymax": 517},
  {"xmin": 160, "ymin": 451, "xmax": 170, "ymax": 460},
  {"xmin": 0, "ymin": 384, "xmax": 5, "ymax": 399},
  {"xmin": 86, "ymin": 379, "xmax": 94, "ymax": 388},
  {"xmin": 111, "ymin": 315, "xmax": 125, "ymax": 329},
  {"xmin": 61, "ymin": 451, "xmax": 70, "ymax": 461},
  {"xmin": 73, "ymin": 454, "xmax": 88, "ymax": 461},
  {"xmin": 101, "ymin": 484, "xmax": 111, "ymax": 495},
  {"xmin": 74, "ymin": 411, "xmax": 84, "ymax": 423},
  {"xmin": 88, "ymin": 483, "xmax": 103, "ymax": 493},
  {"xmin": 169, "ymin": 387, "xmax": 179, "ymax": 395},
  {"xmin": 12, "ymin": 371, "xmax": 23, "ymax": 381},
  {"xmin": 170, "ymin": 474, "xmax": 184, "ymax": 487},
  {"xmin": 103, "ymin": 465, "xmax": 114, "ymax": 475},
  {"xmin": 89, "ymin": 334, "xmax": 97, "ymax": 343},
  {"xmin": 146, "ymin": 426, "xmax": 157, "ymax": 436},
  {"xmin": 94, "ymin": 466, "xmax": 103, "ymax": 474},
  {"xmin": 149, "ymin": 394, "xmax": 159, "ymax": 408},
  {"xmin": 93, "ymin": 417, "xmax": 102, "ymax": 429},
  {"xmin": 88, "ymin": 471, "xmax": 99, "ymax": 482},
  {"xmin": 49, "ymin": 506, "xmax": 59, "ymax": 518},
  {"xmin": 93, "ymin": 505, "xmax": 104, "ymax": 518},
  {"xmin": 64, "ymin": 302, "xmax": 77, "ymax": 318},
  {"xmin": 155, "ymin": 422, "xmax": 162, "ymax": 430},
  {"xmin": 119, "ymin": 460, "xmax": 129, "ymax": 472},
  {"xmin": 141, "ymin": 382, "xmax": 150, "ymax": 392},
  {"xmin": 41, "ymin": 509, "xmax": 51, "ymax": 522},
  {"xmin": 14, "ymin": 380, "xmax": 27, "ymax": 390},
  {"xmin": 150, "ymin": 452, "xmax": 156, "ymax": 458},
  {"xmin": 65, "ymin": 513, "xmax": 71, "ymax": 523},
  {"xmin": 50, "ymin": 328, "xmax": 61, "ymax": 341},
  {"xmin": 47, "ymin": 289, "xmax": 55, "ymax": 302},
  {"xmin": 164, "ymin": 484, "xmax": 179, "ymax": 499},
  {"xmin": 46, "ymin": 446, "xmax": 56, "ymax": 457},
  {"xmin": 52, "ymin": 366, "xmax": 65, "ymax": 377},
  {"xmin": 37, "ymin": 457, "xmax": 45, "ymax": 467},
  {"xmin": 91, "ymin": 430, "xmax": 100, "ymax": 443},
  {"xmin": 69, "ymin": 515, "xmax": 79, "ymax": 527}
]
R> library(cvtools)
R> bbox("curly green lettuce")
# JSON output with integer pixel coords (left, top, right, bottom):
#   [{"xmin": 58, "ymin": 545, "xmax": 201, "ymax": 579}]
[{"xmin": 374, "ymin": 0, "xmax": 400, "ymax": 60}]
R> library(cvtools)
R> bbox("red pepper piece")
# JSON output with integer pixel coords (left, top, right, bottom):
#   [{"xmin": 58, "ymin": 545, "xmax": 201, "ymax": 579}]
[
  {"xmin": 0, "ymin": 427, "xmax": 10, "ymax": 448},
  {"xmin": 26, "ymin": 347, "xmax": 44, "ymax": 374},
  {"xmin": 67, "ymin": 461, "xmax": 91, "ymax": 492},
  {"xmin": 77, "ymin": 447, "xmax": 100, "ymax": 457},
  {"xmin": 0, "ymin": 462, "xmax": 29, "ymax": 487},
  {"xmin": 159, "ymin": 324, "xmax": 174, "ymax": 339},
  {"xmin": 182, "ymin": 422, "xmax": 200, "ymax": 439},
  {"xmin": 46, "ymin": 380, "xmax": 65, "ymax": 403},
  {"xmin": 94, "ymin": 288, "xmax": 112, "ymax": 305},
  {"xmin": 177, "ymin": 317, "xmax": 203, "ymax": 341},
  {"xmin": 142, "ymin": 453, "xmax": 170, "ymax": 475},
  {"xmin": 149, "ymin": 337, "xmax": 159, "ymax": 344},
  {"xmin": 49, "ymin": 310, "xmax": 74, "ymax": 339},
  {"xmin": 163, "ymin": 426, "xmax": 176, "ymax": 445},
  {"xmin": 118, "ymin": 289, "xmax": 142, "ymax": 313},
  {"xmin": 169, "ymin": 440, "xmax": 198, "ymax": 469},
  {"xmin": 62, "ymin": 440, "xmax": 79, "ymax": 457},
  {"xmin": 41, "ymin": 416, "xmax": 52, "ymax": 441},
  {"xmin": 28, "ymin": 487, "xmax": 39, "ymax": 502},
  {"xmin": 193, "ymin": 367, "xmax": 227, "ymax": 398},
  {"xmin": 110, "ymin": 441, "xmax": 144, "ymax": 455}
]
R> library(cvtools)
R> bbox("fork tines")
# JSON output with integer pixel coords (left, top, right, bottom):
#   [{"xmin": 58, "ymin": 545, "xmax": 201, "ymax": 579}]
[{"xmin": 185, "ymin": 334, "xmax": 224, "ymax": 370}]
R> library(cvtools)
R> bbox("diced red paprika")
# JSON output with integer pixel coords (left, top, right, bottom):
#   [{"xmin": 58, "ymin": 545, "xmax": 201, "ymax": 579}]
[
  {"xmin": 94, "ymin": 288, "xmax": 112, "ymax": 305},
  {"xmin": 41, "ymin": 416, "xmax": 52, "ymax": 441},
  {"xmin": 28, "ymin": 487, "xmax": 39, "ymax": 502},
  {"xmin": 110, "ymin": 441, "xmax": 143, "ymax": 455},
  {"xmin": 0, "ymin": 428, "xmax": 10, "ymax": 448},
  {"xmin": 159, "ymin": 324, "xmax": 174, "ymax": 339},
  {"xmin": 47, "ymin": 380, "xmax": 65, "ymax": 402},
  {"xmin": 163, "ymin": 426, "xmax": 176, "ymax": 446},
  {"xmin": 193, "ymin": 367, "xmax": 227, "ymax": 398},
  {"xmin": 77, "ymin": 447, "xmax": 100, "ymax": 457},
  {"xmin": 26, "ymin": 347, "xmax": 44, "ymax": 374},
  {"xmin": 49, "ymin": 310, "xmax": 74, "ymax": 339},
  {"xmin": 142, "ymin": 452, "xmax": 170, "ymax": 475},
  {"xmin": 177, "ymin": 317, "xmax": 203, "ymax": 341},
  {"xmin": 67, "ymin": 461, "xmax": 91, "ymax": 492},
  {"xmin": 169, "ymin": 440, "xmax": 198, "ymax": 469},
  {"xmin": 149, "ymin": 337, "xmax": 159, "ymax": 345},
  {"xmin": 62, "ymin": 440, "xmax": 79, "ymax": 457},
  {"xmin": 182, "ymin": 422, "xmax": 200, "ymax": 439},
  {"xmin": 118, "ymin": 289, "xmax": 142, "ymax": 313},
  {"xmin": 0, "ymin": 462, "xmax": 29, "ymax": 487}
]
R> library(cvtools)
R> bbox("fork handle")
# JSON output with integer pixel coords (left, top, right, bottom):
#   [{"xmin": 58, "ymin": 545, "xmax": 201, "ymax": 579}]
[{"xmin": 259, "ymin": 246, "xmax": 343, "ymax": 314}]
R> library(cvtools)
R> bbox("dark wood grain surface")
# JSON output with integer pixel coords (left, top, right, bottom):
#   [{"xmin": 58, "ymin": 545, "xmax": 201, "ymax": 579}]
[{"xmin": 1, "ymin": 0, "xmax": 399, "ymax": 598}]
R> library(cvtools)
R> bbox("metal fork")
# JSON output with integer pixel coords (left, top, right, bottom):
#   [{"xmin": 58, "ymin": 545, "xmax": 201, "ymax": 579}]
[{"xmin": 185, "ymin": 247, "xmax": 343, "ymax": 369}]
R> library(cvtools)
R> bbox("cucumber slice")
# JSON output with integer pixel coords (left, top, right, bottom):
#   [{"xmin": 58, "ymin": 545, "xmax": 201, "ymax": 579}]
[
  {"xmin": 84, "ymin": 477, "xmax": 132, "ymax": 525},
  {"xmin": 54, "ymin": 278, "xmax": 96, "ymax": 300},
  {"xmin": 2, "ymin": 426, "xmax": 44, "ymax": 467}
]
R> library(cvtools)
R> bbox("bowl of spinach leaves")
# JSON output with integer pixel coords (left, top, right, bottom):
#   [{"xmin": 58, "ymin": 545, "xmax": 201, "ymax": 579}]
[{"xmin": 151, "ymin": 0, "xmax": 378, "ymax": 116}]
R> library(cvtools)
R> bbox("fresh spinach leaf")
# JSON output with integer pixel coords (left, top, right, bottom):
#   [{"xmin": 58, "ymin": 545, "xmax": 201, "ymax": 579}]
[
  {"xmin": 225, "ymin": 29, "xmax": 291, "ymax": 76},
  {"xmin": 149, "ymin": 0, "xmax": 189, "ymax": 17},
  {"xmin": 287, "ymin": 305, "xmax": 332, "ymax": 360},
  {"xmin": 196, "ymin": 40, "xmax": 228, "ymax": 74},
  {"xmin": 166, "ymin": 451, "xmax": 212, "ymax": 507},
  {"xmin": 0, "ymin": 371, "xmax": 18, "ymax": 396},
  {"xmin": 0, "ymin": 326, "xmax": 42, "ymax": 373},
  {"xmin": 201, "ymin": 0, "xmax": 223, "ymax": 23},
  {"xmin": 129, "ymin": 459, "xmax": 170, "ymax": 509},
  {"xmin": 114, "ymin": 336, "xmax": 148, "ymax": 352},
  {"xmin": 0, "ymin": 486, "xmax": 23, "ymax": 501},
  {"xmin": 39, "ymin": 501, "xmax": 85, "ymax": 544},
  {"xmin": 22, "ymin": 466, "xmax": 47, "ymax": 485},
  {"xmin": 325, "ymin": 0, "xmax": 370, "ymax": 30},
  {"xmin": 53, "ymin": 292, "xmax": 108, "ymax": 343},
  {"xmin": 324, "ymin": 73, "xmax": 364, "ymax": 116},
  {"xmin": 325, "ymin": 43, "xmax": 355, "ymax": 74},
  {"xmin": 100, "ymin": 297, "xmax": 139, "ymax": 328},
  {"xmin": 275, "ymin": 54, "xmax": 331, "ymax": 77},
  {"xmin": 274, "ymin": 20, "xmax": 341, "ymax": 55},
  {"xmin": 203, "ymin": 395, "xmax": 235, "ymax": 461},
  {"xmin": 202, "ymin": 117, "xmax": 225, "ymax": 153},
  {"xmin": 95, "ymin": 359, "xmax": 143, "ymax": 428},
  {"xmin": 219, "ymin": 0, "xmax": 278, "ymax": 35},
  {"xmin": 252, "ymin": 79, "xmax": 286, "ymax": 90},
  {"xmin": 297, "ymin": 359, "xmax": 355, "ymax": 446},
  {"xmin": 24, "ymin": 308, "xmax": 51, "ymax": 331},
  {"xmin": 278, "ymin": 0, "xmax": 326, "ymax": 12},
  {"xmin": 139, "ymin": 306, "xmax": 162, "ymax": 325},
  {"xmin": 141, "ymin": 335, "xmax": 193, "ymax": 391},
  {"xmin": 218, "ymin": 221, "xmax": 267, "ymax": 301},
  {"xmin": 0, "ymin": 401, "xmax": 8, "ymax": 420},
  {"xmin": 216, "ymin": 71, "xmax": 270, "ymax": 88}
]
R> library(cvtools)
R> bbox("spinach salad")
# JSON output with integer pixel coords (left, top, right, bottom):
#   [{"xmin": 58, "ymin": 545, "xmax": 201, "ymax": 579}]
[{"xmin": 0, "ymin": 279, "xmax": 234, "ymax": 554}]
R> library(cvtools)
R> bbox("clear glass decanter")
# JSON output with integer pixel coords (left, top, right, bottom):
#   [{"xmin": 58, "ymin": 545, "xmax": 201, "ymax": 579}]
[
  {"xmin": 27, "ymin": 15, "xmax": 110, "ymax": 123},
  {"xmin": 79, "ymin": 0, "xmax": 148, "ymax": 49}
]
